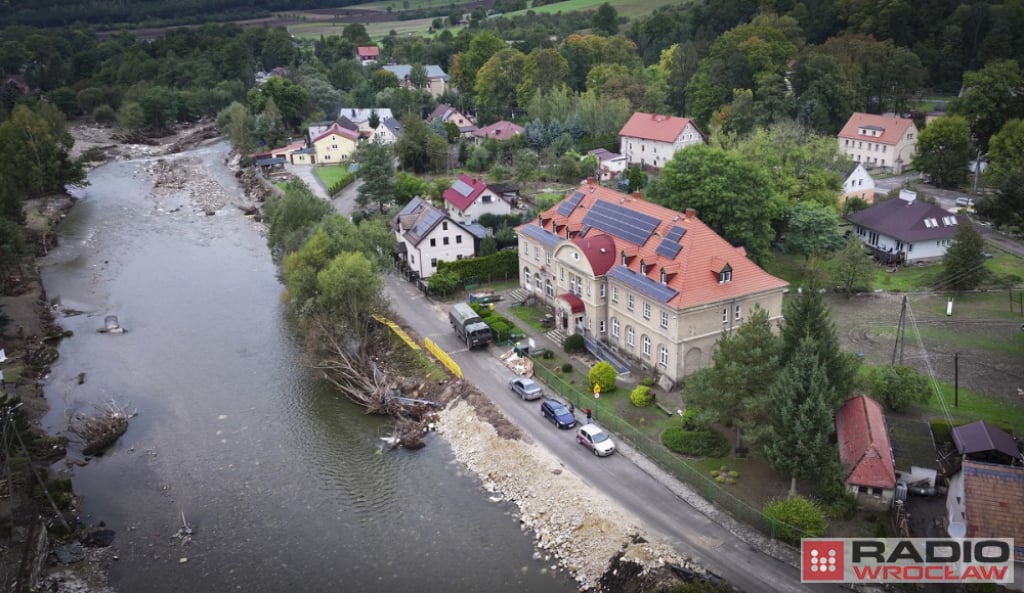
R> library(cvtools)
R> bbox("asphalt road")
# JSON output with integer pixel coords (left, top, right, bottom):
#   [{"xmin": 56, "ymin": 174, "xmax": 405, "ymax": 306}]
[{"xmin": 383, "ymin": 276, "xmax": 847, "ymax": 593}]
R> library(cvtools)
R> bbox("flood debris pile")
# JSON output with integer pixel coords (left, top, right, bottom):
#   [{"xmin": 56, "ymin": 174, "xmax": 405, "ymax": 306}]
[
  {"xmin": 438, "ymin": 402, "xmax": 712, "ymax": 591},
  {"xmin": 68, "ymin": 402, "xmax": 135, "ymax": 457},
  {"xmin": 147, "ymin": 156, "xmax": 233, "ymax": 215}
]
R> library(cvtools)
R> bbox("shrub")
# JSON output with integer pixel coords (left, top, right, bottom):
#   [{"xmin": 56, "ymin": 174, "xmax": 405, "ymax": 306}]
[
  {"xmin": 489, "ymin": 320, "xmax": 510, "ymax": 340},
  {"xmin": 679, "ymin": 407, "xmax": 703, "ymax": 430},
  {"xmin": 428, "ymin": 269, "xmax": 460, "ymax": 296},
  {"xmin": 92, "ymin": 104, "xmax": 116, "ymax": 124},
  {"xmin": 563, "ymin": 333, "xmax": 585, "ymax": 353},
  {"xmin": 930, "ymin": 419, "xmax": 954, "ymax": 448},
  {"xmin": 588, "ymin": 361, "xmax": 616, "ymax": 393},
  {"xmin": 763, "ymin": 496, "xmax": 828, "ymax": 544},
  {"xmin": 542, "ymin": 350, "xmax": 554, "ymax": 359},
  {"xmin": 561, "ymin": 362, "xmax": 573, "ymax": 373},
  {"xmin": 640, "ymin": 377, "xmax": 655, "ymax": 387},
  {"xmin": 630, "ymin": 385, "xmax": 653, "ymax": 407},
  {"xmin": 661, "ymin": 426, "xmax": 730, "ymax": 457}
]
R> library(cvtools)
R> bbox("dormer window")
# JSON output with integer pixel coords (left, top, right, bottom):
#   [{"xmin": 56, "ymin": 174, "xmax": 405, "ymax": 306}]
[
  {"xmin": 621, "ymin": 251, "xmax": 628, "ymax": 266},
  {"xmin": 640, "ymin": 259, "xmax": 647, "ymax": 275},
  {"xmin": 719, "ymin": 269, "xmax": 732, "ymax": 284},
  {"xmin": 660, "ymin": 269, "xmax": 667, "ymax": 284}
]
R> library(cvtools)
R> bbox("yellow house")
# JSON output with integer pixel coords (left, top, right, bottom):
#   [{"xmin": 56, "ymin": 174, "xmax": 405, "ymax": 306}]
[{"xmin": 311, "ymin": 122, "xmax": 359, "ymax": 164}]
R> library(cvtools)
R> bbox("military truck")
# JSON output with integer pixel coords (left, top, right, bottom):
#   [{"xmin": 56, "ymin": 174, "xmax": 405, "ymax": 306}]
[{"xmin": 449, "ymin": 302, "xmax": 493, "ymax": 348}]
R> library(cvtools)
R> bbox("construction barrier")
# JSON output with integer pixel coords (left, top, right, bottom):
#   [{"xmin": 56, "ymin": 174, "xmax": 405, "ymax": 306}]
[
  {"xmin": 424, "ymin": 337, "xmax": 462, "ymax": 379},
  {"xmin": 371, "ymin": 313, "xmax": 420, "ymax": 351}
]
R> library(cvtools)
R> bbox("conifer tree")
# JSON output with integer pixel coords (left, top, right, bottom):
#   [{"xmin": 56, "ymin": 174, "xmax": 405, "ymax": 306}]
[
  {"xmin": 779, "ymin": 289, "xmax": 858, "ymax": 402},
  {"xmin": 940, "ymin": 223, "xmax": 988, "ymax": 291}
]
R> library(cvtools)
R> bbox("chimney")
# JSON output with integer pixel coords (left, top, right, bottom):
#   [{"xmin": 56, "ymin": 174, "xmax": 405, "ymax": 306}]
[
  {"xmin": 632, "ymin": 191, "xmax": 642, "ymax": 201},
  {"xmin": 586, "ymin": 177, "xmax": 596, "ymax": 185},
  {"xmin": 685, "ymin": 207, "xmax": 697, "ymax": 219},
  {"xmin": 899, "ymin": 189, "xmax": 917, "ymax": 203}
]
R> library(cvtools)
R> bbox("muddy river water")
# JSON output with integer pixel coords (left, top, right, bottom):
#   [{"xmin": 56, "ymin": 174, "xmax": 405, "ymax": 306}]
[{"xmin": 39, "ymin": 141, "xmax": 575, "ymax": 593}]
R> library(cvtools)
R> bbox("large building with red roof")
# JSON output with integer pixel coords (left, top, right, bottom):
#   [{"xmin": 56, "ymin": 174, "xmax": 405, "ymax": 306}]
[
  {"xmin": 835, "ymin": 395, "xmax": 897, "ymax": 507},
  {"xmin": 837, "ymin": 112, "xmax": 918, "ymax": 174},
  {"xmin": 515, "ymin": 179, "xmax": 787, "ymax": 384},
  {"xmin": 618, "ymin": 112, "xmax": 705, "ymax": 169}
]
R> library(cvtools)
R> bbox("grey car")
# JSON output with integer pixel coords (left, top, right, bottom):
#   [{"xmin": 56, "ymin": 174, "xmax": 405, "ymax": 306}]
[{"xmin": 509, "ymin": 376, "xmax": 544, "ymax": 401}]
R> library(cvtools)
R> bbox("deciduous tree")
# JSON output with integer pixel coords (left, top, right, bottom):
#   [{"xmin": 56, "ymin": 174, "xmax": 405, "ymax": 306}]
[
  {"xmin": 355, "ymin": 141, "xmax": 396, "ymax": 213},
  {"xmin": 864, "ymin": 365, "xmax": 931, "ymax": 412},
  {"xmin": 940, "ymin": 222, "xmax": 988, "ymax": 291},
  {"xmin": 782, "ymin": 202, "xmax": 845, "ymax": 259},
  {"xmin": 827, "ymin": 236, "xmax": 874, "ymax": 294},
  {"xmin": 394, "ymin": 116, "xmax": 447, "ymax": 173},
  {"xmin": 913, "ymin": 115, "xmax": 971, "ymax": 188}
]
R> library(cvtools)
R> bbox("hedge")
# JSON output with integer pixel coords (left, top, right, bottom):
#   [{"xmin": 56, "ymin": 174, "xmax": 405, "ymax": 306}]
[
  {"xmin": 662, "ymin": 426, "xmax": 730, "ymax": 457},
  {"xmin": 436, "ymin": 249, "xmax": 519, "ymax": 283}
]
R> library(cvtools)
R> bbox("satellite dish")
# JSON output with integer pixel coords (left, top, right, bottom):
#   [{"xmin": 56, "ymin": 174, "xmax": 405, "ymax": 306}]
[{"xmin": 948, "ymin": 522, "xmax": 967, "ymax": 538}]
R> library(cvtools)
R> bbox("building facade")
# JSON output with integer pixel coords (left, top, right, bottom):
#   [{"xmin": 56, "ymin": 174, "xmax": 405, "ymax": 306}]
[
  {"xmin": 837, "ymin": 112, "xmax": 918, "ymax": 174},
  {"xmin": 443, "ymin": 173, "xmax": 513, "ymax": 224},
  {"xmin": 618, "ymin": 112, "xmax": 705, "ymax": 169},
  {"xmin": 311, "ymin": 122, "xmax": 359, "ymax": 163},
  {"xmin": 841, "ymin": 162, "xmax": 876, "ymax": 204},
  {"xmin": 382, "ymin": 65, "xmax": 449, "ymax": 97},
  {"xmin": 515, "ymin": 180, "xmax": 787, "ymax": 384},
  {"xmin": 392, "ymin": 197, "xmax": 476, "ymax": 280},
  {"xmin": 845, "ymin": 190, "xmax": 964, "ymax": 264}
]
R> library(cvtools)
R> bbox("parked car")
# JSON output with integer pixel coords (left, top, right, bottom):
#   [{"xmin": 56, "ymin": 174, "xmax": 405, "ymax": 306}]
[
  {"xmin": 509, "ymin": 376, "xmax": 544, "ymax": 401},
  {"xmin": 540, "ymin": 399, "xmax": 576, "ymax": 429},
  {"xmin": 955, "ymin": 197, "xmax": 975, "ymax": 207},
  {"xmin": 576, "ymin": 424, "xmax": 615, "ymax": 456}
]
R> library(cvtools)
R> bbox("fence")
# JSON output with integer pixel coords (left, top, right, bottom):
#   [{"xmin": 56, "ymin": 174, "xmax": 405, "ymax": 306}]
[
  {"xmin": 424, "ymin": 337, "xmax": 462, "ymax": 379},
  {"xmin": 371, "ymin": 313, "xmax": 420, "ymax": 351},
  {"xmin": 530, "ymin": 355, "xmax": 802, "ymax": 541}
]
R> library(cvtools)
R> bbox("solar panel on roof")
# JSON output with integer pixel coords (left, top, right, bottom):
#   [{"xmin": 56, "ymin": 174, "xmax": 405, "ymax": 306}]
[
  {"xmin": 556, "ymin": 191, "xmax": 585, "ymax": 216},
  {"xmin": 608, "ymin": 266, "xmax": 678, "ymax": 303},
  {"xmin": 581, "ymin": 200, "xmax": 659, "ymax": 246},
  {"xmin": 665, "ymin": 225, "xmax": 687, "ymax": 242},
  {"xmin": 411, "ymin": 209, "xmax": 442, "ymax": 239},
  {"xmin": 451, "ymin": 179, "xmax": 474, "ymax": 197},
  {"xmin": 655, "ymin": 239, "xmax": 682, "ymax": 259},
  {"xmin": 520, "ymin": 223, "xmax": 563, "ymax": 248},
  {"xmin": 578, "ymin": 225, "xmax": 591, "ymax": 238}
]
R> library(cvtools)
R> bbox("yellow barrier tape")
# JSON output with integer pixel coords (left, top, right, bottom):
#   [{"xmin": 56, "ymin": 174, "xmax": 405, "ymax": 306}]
[
  {"xmin": 424, "ymin": 337, "xmax": 463, "ymax": 379},
  {"xmin": 371, "ymin": 313, "xmax": 420, "ymax": 351}
]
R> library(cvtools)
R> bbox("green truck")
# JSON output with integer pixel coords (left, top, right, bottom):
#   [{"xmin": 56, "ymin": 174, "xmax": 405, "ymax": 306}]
[{"xmin": 449, "ymin": 303, "xmax": 493, "ymax": 349}]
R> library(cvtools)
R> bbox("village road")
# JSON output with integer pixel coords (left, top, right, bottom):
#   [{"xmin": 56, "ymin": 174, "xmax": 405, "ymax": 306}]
[{"xmin": 383, "ymin": 276, "xmax": 848, "ymax": 593}]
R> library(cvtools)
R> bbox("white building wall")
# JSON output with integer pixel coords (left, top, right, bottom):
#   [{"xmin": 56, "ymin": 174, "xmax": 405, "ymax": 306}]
[
  {"xmin": 401, "ymin": 223, "xmax": 475, "ymax": 279},
  {"xmin": 452, "ymin": 191, "xmax": 511, "ymax": 224}
]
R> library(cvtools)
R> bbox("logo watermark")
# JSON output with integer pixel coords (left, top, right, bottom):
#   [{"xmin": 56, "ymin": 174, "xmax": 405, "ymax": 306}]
[{"xmin": 801, "ymin": 538, "xmax": 1015, "ymax": 584}]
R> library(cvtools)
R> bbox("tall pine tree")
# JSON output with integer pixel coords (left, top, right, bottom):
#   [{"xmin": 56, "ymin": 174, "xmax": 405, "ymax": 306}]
[{"xmin": 779, "ymin": 289, "xmax": 858, "ymax": 402}]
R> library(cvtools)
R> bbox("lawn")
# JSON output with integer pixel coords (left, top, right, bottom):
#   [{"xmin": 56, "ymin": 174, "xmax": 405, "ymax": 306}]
[
  {"xmin": 508, "ymin": 303, "xmax": 550, "ymax": 332},
  {"xmin": 313, "ymin": 165, "xmax": 354, "ymax": 190}
]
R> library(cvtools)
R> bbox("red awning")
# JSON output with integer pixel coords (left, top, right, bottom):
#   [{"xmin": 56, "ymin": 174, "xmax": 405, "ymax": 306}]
[{"xmin": 557, "ymin": 293, "xmax": 585, "ymax": 314}]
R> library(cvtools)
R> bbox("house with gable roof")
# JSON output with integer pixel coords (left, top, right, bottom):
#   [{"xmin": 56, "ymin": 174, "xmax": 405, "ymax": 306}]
[
  {"xmin": 356, "ymin": 46, "xmax": 380, "ymax": 65},
  {"xmin": 841, "ymin": 162, "xmax": 876, "ymax": 205},
  {"xmin": 443, "ymin": 173, "xmax": 513, "ymax": 224},
  {"xmin": 845, "ymin": 189, "xmax": 966, "ymax": 264},
  {"xmin": 618, "ymin": 112, "xmax": 705, "ymax": 169},
  {"xmin": 337, "ymin": 108, "xmax": 395, "ymax": 137},
  {"xmin": 588, "ymin": 148, "xmax": 627, "ymax": 181},
  {"xmin": 945, "ymin": 460, "xmax": 1024, "ymax": 567},
  {"xmin": 953, "ymin": 420, "xmax": 1023, "ymax": 466},
  {"xmin": 369, "ymin": 117, "xmax": 403, "ymax": 145},
  {"xmin": 310, "ymin": 122, "xmax": 359, "ymax": 164},
  {"xmin": 427, "ymin": 104, "xmax": 477, "ymax": 137},
  {"xmin": 382, "ymin": 64, "xmax": 449, "ymax": 97},
  {"xmin": 836, "ymin": 395, "xmax": 897, "ymax": 507},
  {"xmin": 514, "ymin": 178, "xmax": 788, "ymax": 384},
  {"xmin": 391, "ymin": 197, "xmax": 476, "ymax": 279},
  {"xmin": 838, "ymin": 112, "xmax": 918, "ymax": 174},
  {"xmin": 472, "ymin": 120, "xmax": 524, "ymax": 142}
]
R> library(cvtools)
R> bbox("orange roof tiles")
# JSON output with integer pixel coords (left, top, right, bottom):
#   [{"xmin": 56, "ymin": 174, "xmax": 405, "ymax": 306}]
[
  {"xmin": 526, "ymin": 180, "xmax": 787, "ymax": 310},
  {"xmin": 836, "ymin": 395, "xmax": 897, "ymax": 490},
  {"xmin": 838, "ymin": 112, "xmax": 915, "ymax": 146},
  {"xmin": 619, "ymin": 112, "xmax": 702, "ymax": 144},
  {"xmin": 961, "ymin": 460, "xmax": 1024, "ymax": 561}
]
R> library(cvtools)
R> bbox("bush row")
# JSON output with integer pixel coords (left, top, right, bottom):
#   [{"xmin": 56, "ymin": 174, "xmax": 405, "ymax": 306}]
[{"xmin": 436, "ymin": 249, "xmax": 519, "ymax": 283}]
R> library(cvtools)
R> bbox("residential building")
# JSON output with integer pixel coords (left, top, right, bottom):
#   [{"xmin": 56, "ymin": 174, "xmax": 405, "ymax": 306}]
[
  {"xmin": 382, "ymin": 64, "xmax": 449, "ymax": 97},
  {"xmin": 841, "ymin": 162, "xmax": 876, "ymax": 204},
  {"xmin": 370, "ymin": 117, "xmax": 402, "ymax": 145},
  {"xmin": 337, "ymin": 108, "xmax": 395, "ymax": 136},
  {"xmin": 443, "ymin": 173, "xmax": 513, "ymax": 224},
  {"xmin": 472, "ymin": 120, "xmax": 524, "ymax": 142},
  {"xmin": 845, "ymin": 190, "xmax": 965, "ymax": 264},
  {"xmin": 836, "ymin": 395, "xmax": 897, "ymax": 508},
  {"xmin": 514, "ymin": 179, "xmax": 787, "ymax": 385},
  {"xmin": 310, "ymin": 122, "xmax": 359, "ymax": 164},
  {"xmin": 588, "ymin": 148, "xmax": 627, "ymax": 181},
  {"xmin": 837, "ymin": 112, "xmax": 918, "ymax": 174},
  {"xmin": 427, "ymin": 104, "xmax": 477, "ymax": 137},
  {"xmin": 946, "ymin": 459, "xmax": 1024, "ymax": 567},
  {"xmin": 618, "ymin": 112, "xmax": 705, "ymax": 169},
  {"xmin": 356, "ymin": 46, "xmax": 379, "ymax": 65},
  {"xmin": 391, "ymin": 197, "xmax": 476, "ymax": 279}
]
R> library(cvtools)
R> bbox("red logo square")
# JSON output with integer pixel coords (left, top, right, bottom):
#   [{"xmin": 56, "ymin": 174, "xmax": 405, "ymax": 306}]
[{"xmin": 802, "ymin": 539, "xmax": 844, "ymax": 582}]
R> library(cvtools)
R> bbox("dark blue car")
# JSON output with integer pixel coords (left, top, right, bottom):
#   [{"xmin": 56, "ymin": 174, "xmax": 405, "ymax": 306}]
[{"xmin": 540, "ymin": 399, "xmax": 576, "ymax": 429}]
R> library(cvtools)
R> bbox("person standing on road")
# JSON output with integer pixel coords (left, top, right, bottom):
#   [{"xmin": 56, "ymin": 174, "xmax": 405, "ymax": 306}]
[{"xmin": 585, "ymin": 408, "xmax": 592, "ymax": 424}]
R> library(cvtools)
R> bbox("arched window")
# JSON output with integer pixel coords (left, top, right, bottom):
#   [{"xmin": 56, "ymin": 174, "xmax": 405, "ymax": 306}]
[
  {"xmin": 659, "ymin": 345, "xmax": 669, "ymax": 368},
  {"xmin": 611, "ymin": 317, "xmax": 620, "ymax": 338},
  {"xmin": 523, "ymin": 267, "xmax": 532, "ymax": 289},
  {"xmin": 642, "ymin": 335, "xmax": 651, "ymax": 357}
]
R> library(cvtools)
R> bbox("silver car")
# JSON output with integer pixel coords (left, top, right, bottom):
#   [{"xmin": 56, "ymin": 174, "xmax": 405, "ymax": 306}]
[
  {"xmin": 508, "ymin": 377, "xmax": 544, "ymax": 400},
  {"xmin": 576, "ymin": 424, "xmax": 615, "ymax": 456}
]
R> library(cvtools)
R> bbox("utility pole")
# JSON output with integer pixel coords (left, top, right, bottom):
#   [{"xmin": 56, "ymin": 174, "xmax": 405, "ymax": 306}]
[
  {"xmin": 892, "ymin": 294, "xmax": 907, "ymax": 366},
  {"xmin": 954, "ymin": 353, "xmax": 959, "ymax": 407}
]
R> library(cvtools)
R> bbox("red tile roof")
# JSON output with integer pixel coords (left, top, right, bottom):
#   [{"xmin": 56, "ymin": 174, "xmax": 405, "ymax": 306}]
[
  {"xmin": 961, "ymin": 460, "xmax": 1024, "ymax": 561},
  {"xmin": 473, "ymin": 120, "xmax": 524, "ymax": 140},
  {"xmin": 312, "ymin": 122, "xmax": 359, "ymax": 143},
  {"xmin": 619, "ymin": 112, "xmax": 702, "ymax": 144},
  {"xmin": 443, "ymin": 173, "xmax": 489, "ymax": 212},
  {"xmin": 836, "ymin": 395, "xmax": 896, "ymax": 490},
  {"xmin": 838, "ymin": 112, "xmax": 915, "ymax": 146},
  {"xmin": 522, "ymin": 180, "xmax": 787, "ymax": 310},
  {"xmin": 357, "ymin": 46, "xmax": 380, "ymax": 58}
]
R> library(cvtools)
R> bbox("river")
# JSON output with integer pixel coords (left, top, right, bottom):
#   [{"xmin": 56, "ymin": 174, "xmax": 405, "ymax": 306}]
[{"xmin": 38, "ymin": 141, "xmax": 576, "ymax": 593}]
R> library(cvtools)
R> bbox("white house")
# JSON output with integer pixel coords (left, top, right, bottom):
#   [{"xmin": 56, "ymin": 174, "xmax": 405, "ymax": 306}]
[
  {"xmin": 382, "ymin": 64, "xmax": 449, "ymax": 97},
  {"xmin": 841, "ymin": 162, "xmax": 876, "ymax": 204},
  {"xmin": 618, "ymin": 112, "xmax": 705, "ymax": 169},
  {"xmin": 337, "ymin": 108, "xmax": 395, "ymax": 136},
  {"xmin": 391, "ymin": 197, "xmax": 476, "ymax": 280},
  {"xmin": 588, "ymin": 148, "xmax": 627, "ymax": 181},
  {"xmin": 443, "ymin": 173, "xmax": 513, "ymax": 224},
  {"xmin": 370, "ymin": 117, "xmax": 402, "ymax": 145},
  {"xmin": 845, "ymin": 190, "xmax": 966, "ymax": 264},
  {"xmin": 838, "ymin": 112, "xmax": 918, "ymax": 174}
]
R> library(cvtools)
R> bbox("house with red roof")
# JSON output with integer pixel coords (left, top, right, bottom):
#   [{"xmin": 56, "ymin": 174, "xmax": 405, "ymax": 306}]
[
  {"xmin": 838, "ymin": 112, "xmax": 918, "ymax": 174},
  {"xmin": 618, "ymin": 112, "xmax": 705, "ymax": 169},
  {"xmin": 443, "ymin": 173, "xmax": 512, "ymax": 224},
  {"xmin": 473, "ymin": 120, "xmax": 524, "ymax": 142},
  {"xmin": 836, "ymin": 395, "xmax": 897, "ymax": 507},
  {"xmin": 310, "ymin": 122, "xmax": 360, "ymax": 164},
  {"xmin": 514, "ymin": 179, "xmax": 787, "ymax": 384},
  {"xmin": 356, "ymin": 46, "xmax": 380, "ymax": 65}
]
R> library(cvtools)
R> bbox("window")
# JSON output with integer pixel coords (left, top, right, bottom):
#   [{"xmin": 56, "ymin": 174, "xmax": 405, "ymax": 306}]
[
  {"xmin": 642, "ymin": 335, "xmax": 651, "ymax": 357},
  {"xmin": 626, "ymin": 326, "xmax": 635, "ymax": 346},
  {"xmin": 523, "ymin": 267, "xmax": 531, "ymax": 289},
  {"xmin": 456, "ymin": 235, "xmax": 462, "ymax": 244},
  {"xmin": 627, "ymin": 294, "xmax": 634, "ymax": 311},
  {"xmin": 643, "ymin": 302, "xmax": 651, "ymax": 320},
  {"xmin": 659, "ymin": 345, "xmax": 669, "ymax": 368},
  {"xmin": 456, "ymin": 254, "xmax": 463, "ymax": 260},
  {"xmin": 560, "ymin": 266, "xmax": 564, "ymax": 281},
  {"xmin": 611, "ymin": 287, "xmax": 618, "ymax": 303},
  {"xmin": 599, "ymin": 320, "xmax": 606, "ymax": 333},
  {"xmin": 524, "ymin": 243, "xmax": 529, "ymax": 256},
  {"xmin": 546, "ymin": 253, "xmax": 551, "ymax": 265},
  {"xmin": 611, "ymin": 318, "xmax": 620, "ymax": 337},
  {"xmin": 722, "ymin": 307, "xmax": 728, "ymax": 323},
  {"xmin": 640, "ymin": 259, "xmax": 647, "ymax": 274},
  {"xmin": 443, "ymin": 237, "xmax": 449, "ymax": 245},
  {"xmin": 735, "ymin": 304, "xmax": 742, "ymax": 321},
  {"xmin": 600, "ymin": 283, "xmax": 606, "ymax": 299},
  {"xmin": 442, "ymin": 221, "xmax": 448, "ymax": 231},
  {"xmin": 719, "ymin": 269, "xmax": 732, "ymax": 283},
  {"xmin": 430, "ymin": 257, "xmax": 438, "ymax": 268},
  {"xmin": 621, "ymin": 251, "xmax": 628, "ymax": 266},
  {"xmin": 660, "ymin": 311, "xmax": 669, "ymax": 328},
  {"xmin": 430, "ymin": 238, "xmax": 436, "ymax": 247},
  {"xmin": 482, "ymin": 194, "xmax": 492, "ymax": 203},
  {"xmin": 660, "ymin": 269, "xmax": 667, "ymax": 284}
]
